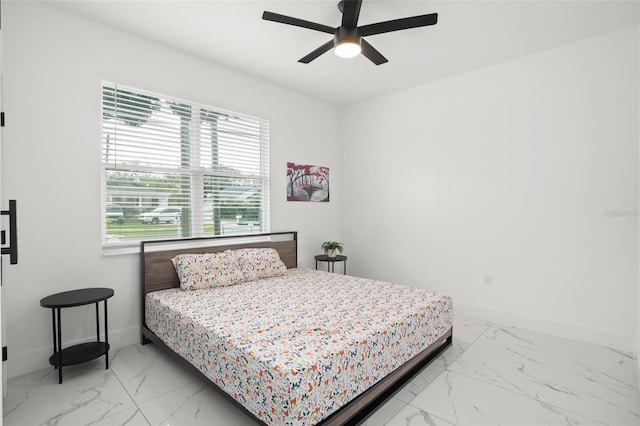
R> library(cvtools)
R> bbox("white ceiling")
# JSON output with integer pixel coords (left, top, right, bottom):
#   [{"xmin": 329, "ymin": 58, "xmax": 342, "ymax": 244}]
[{"xmin": 46, "ymin": 0, "xmax": 639, "ymax": 106}]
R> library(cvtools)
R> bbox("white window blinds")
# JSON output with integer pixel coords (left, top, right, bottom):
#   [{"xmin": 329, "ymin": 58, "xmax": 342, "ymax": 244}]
[{"xmin": 101, "ymin": 82, "xmax": 270, "ymax": 249}]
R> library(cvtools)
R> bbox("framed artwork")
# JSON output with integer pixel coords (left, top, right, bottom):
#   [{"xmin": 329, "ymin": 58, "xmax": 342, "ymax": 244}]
[{"xmin": 287, "ymin": 162, "xmax": 330, "ymax": 202}]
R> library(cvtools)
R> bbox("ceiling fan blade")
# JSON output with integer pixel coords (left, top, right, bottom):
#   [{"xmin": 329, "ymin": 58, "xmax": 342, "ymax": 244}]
[
  {"xmin": 359, "ymin": 13, "xmax": 438, "ymax": 37},
  {"xmin": 262, "ymin": 11, "xmax": 335, "ymax": 34},
  {"xmin": 298, "ymin": 40, "xmax": 335, "ymax": 63},
  {"xmin": 341, "ymin": 0, "xmax": 362, "ymax": 28},
  {"xmin": 360, "ymin": 39, "xmax": 388, "ymax": 65}
]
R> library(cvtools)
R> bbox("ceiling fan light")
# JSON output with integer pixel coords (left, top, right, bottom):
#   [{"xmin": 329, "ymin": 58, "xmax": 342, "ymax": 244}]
[{"xmin": 335, "ymin": 40, "xmax": 361, "ymax": 58}]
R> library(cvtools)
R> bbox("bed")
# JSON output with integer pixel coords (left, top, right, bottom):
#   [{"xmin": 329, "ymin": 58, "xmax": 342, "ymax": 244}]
[{"xmin": 141, "ymin": 231, "xmax": 452, "ymax": 425}]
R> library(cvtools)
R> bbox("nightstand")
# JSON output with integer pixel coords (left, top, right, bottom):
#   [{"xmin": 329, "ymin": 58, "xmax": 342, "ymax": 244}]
[
  {"xmin": 315, "ymin": 254, "xmax": 347, "ymax": 274},
  {"xmin": 40, "ymin": 287, "xmax": 114, "ymax": 384}
]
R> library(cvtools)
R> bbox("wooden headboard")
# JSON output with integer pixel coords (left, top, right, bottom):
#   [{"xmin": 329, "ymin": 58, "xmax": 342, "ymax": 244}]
[{"xmin": 140, "ymin": 231, "xmax": 298, "ymax": 296}]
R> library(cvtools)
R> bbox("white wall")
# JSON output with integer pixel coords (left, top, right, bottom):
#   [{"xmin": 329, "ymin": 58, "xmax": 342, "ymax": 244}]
[
  {"xmin": 341, "ymin": 25, "xmax": 639, "ymax": 352},
  {"xmin": 1, "ymin": 1, "xmax": 341, "ymax": 377},
  {"xmin": 637, "ymin": 19, "xmax": 640, "ymax": 383}
]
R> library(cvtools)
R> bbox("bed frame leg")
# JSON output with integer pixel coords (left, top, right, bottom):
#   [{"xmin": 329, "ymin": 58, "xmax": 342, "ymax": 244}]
[{"xmin": 141, "ymin": 328, "xmax": 152, "ymax": 345}]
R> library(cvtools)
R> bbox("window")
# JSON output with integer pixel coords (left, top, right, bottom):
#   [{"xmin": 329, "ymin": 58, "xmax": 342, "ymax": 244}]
[{"xmin": 101, "ymin": 83, "xmax": 270, "ymax": 249}]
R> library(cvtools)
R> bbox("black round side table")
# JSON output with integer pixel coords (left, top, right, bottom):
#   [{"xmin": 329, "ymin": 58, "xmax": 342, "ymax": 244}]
[
  {"xmin": 315, "ymin": 254, "xmax": 348, "ymax": 275},
  {"xmin": 40, "ymin": 287, "xmax": 114, "ymax": 384}
]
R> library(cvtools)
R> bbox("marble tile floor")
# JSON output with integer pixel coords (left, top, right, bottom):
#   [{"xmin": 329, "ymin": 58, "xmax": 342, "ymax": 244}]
[{"xmin": 3, "ymin": 315, "xmax": 639, "ymax": 426}]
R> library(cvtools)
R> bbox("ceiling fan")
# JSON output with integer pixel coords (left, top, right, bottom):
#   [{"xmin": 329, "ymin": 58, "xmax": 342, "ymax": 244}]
[{"xmin": 262, "ymin": 0, "xmax": 438, "ymax": 65}]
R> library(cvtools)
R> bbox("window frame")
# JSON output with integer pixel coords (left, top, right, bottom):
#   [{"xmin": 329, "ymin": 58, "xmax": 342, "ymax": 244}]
[{"xmin": 100, "ymin": 82, "xmax": 271, "ymax": 254}]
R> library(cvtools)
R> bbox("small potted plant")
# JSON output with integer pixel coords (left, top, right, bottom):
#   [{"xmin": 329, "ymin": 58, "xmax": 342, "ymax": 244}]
[{"xmin": 321, "ymin": 241, "xmax": 344, "ymax": 258}]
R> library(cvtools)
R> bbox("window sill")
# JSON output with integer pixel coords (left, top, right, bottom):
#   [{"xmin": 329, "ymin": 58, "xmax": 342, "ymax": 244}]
[{"xmin": 102, "ymin": 243, "xmax": 139, "ymax": 256}]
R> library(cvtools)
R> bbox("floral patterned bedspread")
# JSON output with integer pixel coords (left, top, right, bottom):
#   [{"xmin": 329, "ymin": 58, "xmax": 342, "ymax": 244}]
[{"xmin": 146, "ymin": 268, "xmax": 452, "ymax": 425}]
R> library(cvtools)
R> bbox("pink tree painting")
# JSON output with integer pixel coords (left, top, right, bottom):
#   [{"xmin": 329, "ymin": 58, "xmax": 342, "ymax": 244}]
[{"xmin": 287, "ymin": 162, "xmax": 330, "ymax": 202}]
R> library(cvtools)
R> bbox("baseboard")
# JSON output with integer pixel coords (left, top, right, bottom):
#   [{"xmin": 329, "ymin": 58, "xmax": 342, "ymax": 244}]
[
  {"xmin": 455, "ymin": 301, "xmax": 634, "ymax": 353},
  {"xmin": 5, "ymin": 325, "xmax": 140, "ymax": 379}
]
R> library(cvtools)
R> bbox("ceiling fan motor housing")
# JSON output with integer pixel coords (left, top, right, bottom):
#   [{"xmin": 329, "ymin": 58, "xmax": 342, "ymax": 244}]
[{"xmin": 334, "ymin": 26, "xmax": 361, "ymax": 47}]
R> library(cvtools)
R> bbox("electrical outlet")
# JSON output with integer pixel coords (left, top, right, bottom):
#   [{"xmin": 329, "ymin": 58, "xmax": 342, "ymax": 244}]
[{"xmin": 484, "ymin": 274, "xmax": 493, "ymax": 286}]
